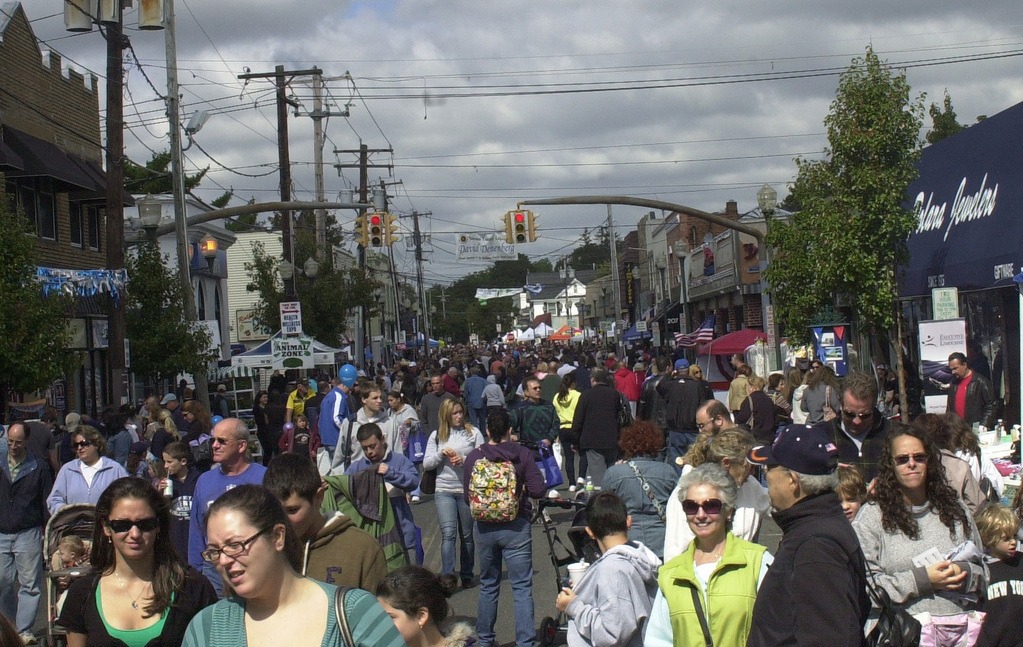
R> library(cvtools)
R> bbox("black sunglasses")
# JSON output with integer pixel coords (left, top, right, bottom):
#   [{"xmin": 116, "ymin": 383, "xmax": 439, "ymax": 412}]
[
  {"xmin": 842, "ymin": 410, "xmax": 873, "ymax": 421},
  {"xmin": 73, "ymin": 441, "xmax": 93, "ymax": 449},
  {"xmin": 107, "ymin": 517, "xmax": 160, "ymax": 533},
  {"xmin": 682, "ymin": 498, "xmax": 724, "ymax": 516},
  {"xmin": 894, "ymin": 453, "xmax": 928, "ymax": 466}
]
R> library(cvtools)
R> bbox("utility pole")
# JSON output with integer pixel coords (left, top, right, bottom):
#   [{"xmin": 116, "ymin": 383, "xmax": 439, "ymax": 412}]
[
  {"xmin": 607, "ymin": 205, "xmax": 624, "ymax": 357},
  {"xmin": 237, "ymin": 67, "xmax": 320, "ymax": 299},
  {"xmin": 412, "ymin": 210, "xmax": 427, "ymax": 360},
  {"xmin": 105, "ymin": 6, "xmax": 127, "ymax": 405},
  {"xmin": 334, "ymin": 145, "xmax": 392, "ymax": 368}
]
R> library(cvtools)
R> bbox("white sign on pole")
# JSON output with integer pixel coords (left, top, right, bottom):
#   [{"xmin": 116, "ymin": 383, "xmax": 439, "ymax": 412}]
[
  {"xmin": 636, "ymin": 321, "xmax": 648, "ymax": 332},
  {"xmin": 271, "ymin": 335, "xmax": 314, "ymax": 370},
  {"xmin": 931, "ymin": 287, "xmax": 960, "ymax": 320},
  {"xmin": 455, "ymin": 233, "xmax": 517, "ymax": 262},
  {"xmin": 280, "ymin": 302, "xmax": 303, "ymax": 336}
]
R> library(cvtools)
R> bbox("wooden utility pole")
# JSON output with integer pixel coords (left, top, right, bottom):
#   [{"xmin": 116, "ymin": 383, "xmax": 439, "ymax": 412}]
[{"xmin": 105, "ymin": 7, "xmax": 127, "ymax": 405}]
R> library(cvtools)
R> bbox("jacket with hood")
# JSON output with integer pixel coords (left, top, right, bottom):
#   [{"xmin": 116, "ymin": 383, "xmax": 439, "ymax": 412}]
[
  {"xmin": 440, "ymin": 621, "xmax": 477, "ymax": 647},
  {"xmin": 482, "ymin": 375, "xmax": 505, "ymax": 407},
  {"xmin": 330, "ymin": 408, "xmax": 402, "ymax": 474},
  {"xmin": 462, "ymin": 441, "xmax": 546, "ymax": 519},
  {"xmin": 614, "ymin": 368, "xmax": 643, "ymax": 403},
  {"xmin": 565, "ymin": 540, "xmax": 660, "ymax": 647},
  {"xmin": 303, "ymin": 511, "xmax": 388, "ymax": 591}
]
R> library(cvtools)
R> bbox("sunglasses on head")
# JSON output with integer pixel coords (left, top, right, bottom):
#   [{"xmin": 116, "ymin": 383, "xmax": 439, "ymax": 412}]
[
  {"xmin": 107, "ymin": 517, "xmax": 159, "ymax": 533},
  {"xmin": 73, "ymin": 441, "xmax": 93, "ymax": 449},
  {"xmin": 894, "ymin": 453, "xmax": 928, "ymax": 466},
  {"xmin": 681, "ymin": 498, "xmax": 724, "ymax": 516}
]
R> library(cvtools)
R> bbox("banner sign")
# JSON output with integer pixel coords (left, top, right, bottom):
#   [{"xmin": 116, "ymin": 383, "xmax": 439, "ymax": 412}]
[
  {"xmin": 456, "ymin": 233, "xmax": 516, "ymax": 262},
  {"xmin": 918, "ymin": 319, "xmax": 967, "ymax": 397},
  {"xmin": 279, "ymin": 301, "xmax": 303, "ymax": 336},
  {"xmin": 272, "ymin": 335, "xmax": 314, "ymax": 370},
  {"xmin": 810, "ymin": 324, "xmax": 850, "ymax": 376},
  {"xmin": 237, "ymin": 309, "xmax": 273, "ymax": 342}
]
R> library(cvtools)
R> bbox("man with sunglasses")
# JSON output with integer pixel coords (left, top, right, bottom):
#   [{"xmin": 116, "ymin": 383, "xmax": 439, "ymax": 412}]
[
  {"xmin": 746, "ymin": 423, "xmax": 870, "ymax": 647},
  {"xmin": 0, "ymin": 423, "xmax": 52, "ymax": 645},
  {"xmin": 188, "ymin": 418, "xmax": 267, "ymax": 596},
  {"xmin": 827, "ymin": 370, "xmax": 892, "ymax": 483}
]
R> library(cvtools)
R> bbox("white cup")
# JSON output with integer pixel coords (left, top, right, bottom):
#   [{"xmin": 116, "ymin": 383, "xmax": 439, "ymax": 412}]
[{"xmin": 567, "ymin": 561, "xmax": 589, "ymax": 587}]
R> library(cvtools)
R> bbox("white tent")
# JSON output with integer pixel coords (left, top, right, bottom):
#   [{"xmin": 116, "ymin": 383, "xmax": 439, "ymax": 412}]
[
  {"xmin": 533, "ymin": 322, "xmax": 554, "ymax": 338},
  {"xmin": 231, "ymin": 332, "xmax": 343, "ymax": 369},
  {"xmin": 517, "ymin": 327, "xmax": 536, "ymax": 341}
]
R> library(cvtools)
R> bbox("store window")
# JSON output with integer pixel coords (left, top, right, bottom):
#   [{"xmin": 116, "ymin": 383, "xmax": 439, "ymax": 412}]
[
  {"xmin": 69, "ymin": 202, "xmax": 84, "ymax": 247},
  {"xmin": 12, "ymin": 178, "xmax": 57, "ymax": 240},
  {"xmin": 87, "ymin": 206, "xmax": 102, "ymax": 250}
]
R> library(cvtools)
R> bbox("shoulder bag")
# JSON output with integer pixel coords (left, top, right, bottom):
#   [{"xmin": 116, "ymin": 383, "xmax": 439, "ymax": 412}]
[
  {"xmin": 628, "ymin": 460, "xmax": 666, "ymax": 522},
  {"xmin": 822, "ymin": 385, "xmax": 838, "ymax": 422},
  {"xmin": 419, "ymin": 434, "xmax": 439, "ymax": 495},
  {"xmin": 333, "ymin": 585, "xmax": 356, "ymax": 647},
  {"xmin": 689, "ymin": 586, "xmax": 714, "ymax": 647},
  {"xmin": 865, "ymin": 574, "xmax": 921, "ymax": 647}
]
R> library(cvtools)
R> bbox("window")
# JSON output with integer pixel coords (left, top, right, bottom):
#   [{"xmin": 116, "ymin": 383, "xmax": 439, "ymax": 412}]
[
  {"xmin": 12, "ymin": 178, "xmax": 57, "ymax": 240},
  {"xmin": 69, "ymin": 203, "xmax": 84, "ymax": 247},
  {"xmin": 87, "ymin": 206, "xmax": 101, "ymax": 250},
  {"xmin": 195, "ymin": 282, "xmax": 206, "ymax": 320}
]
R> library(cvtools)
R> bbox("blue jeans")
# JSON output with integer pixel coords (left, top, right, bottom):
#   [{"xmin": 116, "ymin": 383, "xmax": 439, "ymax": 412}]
[
  {"xmin": 666, "ymin": 430, "xmax": 699, "ymax": 473},
  {"xmin": 475, "ymin": 516, "xmax": 535, "ymax": 647},
  {"xmin": 435, "ymin": 492, "xmax": 474, "ymax": 579},
  {"xmin": 202, "ymin": 559, "xmax": 224, "ymax": 597},
  {"xmin": 0, "ymin": 527, "xmax": 43, "ymax": 634},
  {"xmin": 471, "ymin": 406, "xmax": 488, "ymax": 434}
]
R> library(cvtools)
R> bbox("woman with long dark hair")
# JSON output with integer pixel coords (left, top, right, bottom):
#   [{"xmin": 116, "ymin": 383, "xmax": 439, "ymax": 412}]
[
  {"xmin": 58, "ymin": 478, "xmax": 216, "ymax": 646},
  {"xmin": 853, "ymin": 424, "xmax": 986, "ymax": 621},
  {"xmin": 553, "ymin": 370, "xmax": 586, "ymax": 491},
  {"xmin": 376, "ymin": 565, "xmax": 475, "ymax": 647},
  {"xmin": 800, "ymin": 365, "xmax": 841, "ymax": 424}
]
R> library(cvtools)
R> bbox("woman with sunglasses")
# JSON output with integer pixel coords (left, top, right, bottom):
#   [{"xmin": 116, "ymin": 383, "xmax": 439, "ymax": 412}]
[
  {"xmin": 182, "ymin": 484, "xmax": 405, "ymax": 647},
  {"xmin": 645, "ymin": 463, "xmax": 772, "ymax": 647},
  {"xmin": 57, "ymin": 477, "xmax": 217, "ymax": 647},
  {"xmin": 853, "ymin": 424, "xmax": 986, "ymax": 622},
  {"xmin": 48, "ymin": 425, "xmax": 128, "ymax": 514}
]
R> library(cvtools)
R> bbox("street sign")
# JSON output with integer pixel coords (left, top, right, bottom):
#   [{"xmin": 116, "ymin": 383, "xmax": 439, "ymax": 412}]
[
  {"xmin": 636, "ymin": 321, "xmax": 647, "ymax": 332},
  {"xmin": 279, "ymin": 301, "xmax": 302, "ymax": 336},
  {"xmin": 766, "ymin": 304, "xmax": 776, "ymax": 349},
  {"xmin": 932, "ymin": 287, "xmax": 959, "ymax": 320}
]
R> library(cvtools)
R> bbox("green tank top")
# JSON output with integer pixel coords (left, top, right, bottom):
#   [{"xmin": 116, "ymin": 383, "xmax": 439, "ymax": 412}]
[{"xmin": 96, "ymin": 586, "xmax": 172, "ymax": 647}]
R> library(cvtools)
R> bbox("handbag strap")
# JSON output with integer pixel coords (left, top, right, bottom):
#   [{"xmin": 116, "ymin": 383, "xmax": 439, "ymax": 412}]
[
  {"xmin": 689, "ymin": 586, "xmax": 714, "ymax": 647},
  {"xmin": 627, "ymin": 460, "xmax": 666, "ymax": 522},
  {"xmin": 334, "ymin": 585, "xmax": 355, "ymax": 647}
]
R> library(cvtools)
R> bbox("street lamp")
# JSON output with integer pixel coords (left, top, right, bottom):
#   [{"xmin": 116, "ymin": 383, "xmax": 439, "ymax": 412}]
[
  {"xmin": 757, "ymin": 183, "xmax": 782, "ymax": 371},
  {"xmin": 559, "ymin": 265, "xmax": 575, "ymax": 331},
  {"xmin": 137, "ymin": 194, "xmax": 162, "ymax": 242},
  {"xmin": 671, "ymin": 240, "xmax": 690, "ymax": 335}
]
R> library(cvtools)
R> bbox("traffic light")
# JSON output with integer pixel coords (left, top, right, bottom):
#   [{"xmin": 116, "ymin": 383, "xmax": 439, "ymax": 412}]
[
  {"xmin": 512, "ymin": 210, "xmax": 528, "ymax": 244},
  {"xmin": 353, "ymin": 213, "xmax": 369, "ymax": 247},
  {"xmin": 503, "ymin": 212, "xmax": 514, "ymax": 244},
  {"xmin": 368, "ymin": 212, "xmax": 385, "ymax": 247},
  {"xmin": 384, "ymin": 212, "xmax": 399, "ymax": 245},
  {"xmin": 526, "ymin": 210, "xmax": 538, "ymax": 241}
]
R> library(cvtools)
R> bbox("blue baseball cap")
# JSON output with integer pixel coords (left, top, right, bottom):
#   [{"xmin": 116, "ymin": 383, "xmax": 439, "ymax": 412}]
[
  {"xmin": 747, "ymin": 423, "xmax": 839, "ymax": 475},
  {"xmin": 674, "ymin": 358, "xmax": 690, "ymax": 371}
]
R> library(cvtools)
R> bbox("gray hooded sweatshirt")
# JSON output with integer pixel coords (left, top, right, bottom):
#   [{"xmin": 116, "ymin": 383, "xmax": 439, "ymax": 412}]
[{"xmin": 565, "ymin": 540, "xmax": 661, "ymax": 647}]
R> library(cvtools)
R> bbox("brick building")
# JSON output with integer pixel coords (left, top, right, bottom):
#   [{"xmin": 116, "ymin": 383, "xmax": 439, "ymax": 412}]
[{"xmin": 1, "ymin": 2, "xmax": 128, "ymax": 415}]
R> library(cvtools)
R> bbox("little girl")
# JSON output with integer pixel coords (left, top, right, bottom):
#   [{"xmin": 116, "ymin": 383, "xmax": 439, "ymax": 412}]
[
  {"xmin": 54, "ymin": 536, "xmax": 90, "ymax": 618},
  {"xmin": 278, "ymin": 413, "xmax": 320, "ymax": 461}
]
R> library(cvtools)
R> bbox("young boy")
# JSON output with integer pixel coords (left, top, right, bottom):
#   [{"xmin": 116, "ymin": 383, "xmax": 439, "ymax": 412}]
[
  {"xmin": 836, "ymin": 465, "xmax": 867, "ymax": 522},
  {"xmin": 160, "ymin": 441, "xmax": 201, "ymax": 562},
  {"xmin": 555, "ymin": 491, "xmax": 660, "ymax": 647},
  {"xmin": 263, "ymin": 453, "xmax": 388, "ymax": 591},
  {"xmin": 344, "ymin": 423, "xmax": 421, "ymax": 564},
  {"xmin": 976, "ymin": 504, "xmax": 1023, "ymax": 647}
]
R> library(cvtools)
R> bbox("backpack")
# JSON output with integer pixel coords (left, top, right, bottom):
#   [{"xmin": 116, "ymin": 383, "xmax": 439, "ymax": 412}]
[
  {"xmin": 189, "ymin": 435, "xmax": 213, "ymax": 472},
  {"xmin": 468, "ymin": 457, "xmax": 519, "ymax": 522}
]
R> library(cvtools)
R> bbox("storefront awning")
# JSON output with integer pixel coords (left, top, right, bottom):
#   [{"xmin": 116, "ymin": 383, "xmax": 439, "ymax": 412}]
[
  {"xmin": 900, "ymin": 101, "xmax": 1023, "ymax": 297},
  {"xmin": 0, "ymin": 137, "xmax": 24, "ymax": 170}
]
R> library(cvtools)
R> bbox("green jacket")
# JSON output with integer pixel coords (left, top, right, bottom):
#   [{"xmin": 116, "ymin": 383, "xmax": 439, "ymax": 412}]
[
  {"xmin": 321, "ymin": 474, "xmax": 408, "ymax": 571},
  {"xmin": 657, "ymin": 533, "xmax": 766, "ymax": 647}
]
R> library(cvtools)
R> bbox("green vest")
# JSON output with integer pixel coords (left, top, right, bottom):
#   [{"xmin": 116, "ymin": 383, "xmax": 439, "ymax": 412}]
[{"xmin": 657, "ymin": 533, "xmax": 765, "ymax": 647}]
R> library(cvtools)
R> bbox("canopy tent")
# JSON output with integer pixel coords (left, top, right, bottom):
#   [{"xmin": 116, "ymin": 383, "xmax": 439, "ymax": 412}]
[
  {"xmin": 533, "ymin": 322, "xmax": 554, "ymax": 338},
  {"xmin": 696, "ymin": 328, "xmax": 768, "ymax": 390},
  {"xmin": 622, "ymin": 323, "xmax": 652, "ymax": 342},
  {"xmin": 232, "ymin": 332, "xmax": 343, "ymax": 369},
  {"xmin": 516, "ymin": 327, "xmax": 535, "ymax": 341},
  {"xmin": 549, "ymin": 325, "xmax": 575, "ymax": 341},
  {"xmin": 413, "ymin": 333, "xmax": 440, "ymax": 348}
]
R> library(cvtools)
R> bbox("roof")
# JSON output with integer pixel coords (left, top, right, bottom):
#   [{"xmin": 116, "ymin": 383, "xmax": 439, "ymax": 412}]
[{"xmin": 525, "ymin": 269, "xmax": 598, "ymax": 299}]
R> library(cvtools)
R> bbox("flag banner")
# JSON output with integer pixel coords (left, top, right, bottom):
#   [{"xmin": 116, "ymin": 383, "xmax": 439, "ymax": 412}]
[
  {"xmin": 675, "ymin": 315, "xmax": 716, "ymax": 348},
  {"xmin": 456, "ymin": 233, "xmax": 517, "ymax": 262}
]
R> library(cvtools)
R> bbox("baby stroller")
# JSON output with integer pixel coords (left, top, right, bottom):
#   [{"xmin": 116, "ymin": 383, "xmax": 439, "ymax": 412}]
[
  {"xmin": 533, "ymin": 494, "xmax": 599, "ymax": 647},
  {"xmin": 44, "ymin": 504, "xmax": 96, "ymax": 647}
]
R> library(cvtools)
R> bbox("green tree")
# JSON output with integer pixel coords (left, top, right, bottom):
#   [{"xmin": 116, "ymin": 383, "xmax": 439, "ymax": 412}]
[
  {"xmin": 926, "ymin": 90, "xmax": 965, "ymax": 145},
  {"xmin": 765, "ymin": 46, "xmax": 924, "ymax": 413},
  {"xmin": 124, "ymin": 150, "xmax": 231, "ymax": 205},
  {"xmin": 125, "ymin": 243, "xmax": 218, "ymax": 382},
  {"xmin": 0, "ymin": 197, "xmax": 74, "ymax": 407}
]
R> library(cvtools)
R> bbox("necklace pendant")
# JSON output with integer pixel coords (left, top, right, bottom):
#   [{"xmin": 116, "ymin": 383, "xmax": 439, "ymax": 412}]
[{"xmin": 132, "ymin": 601, "xmax": 139, "ymax": 609}]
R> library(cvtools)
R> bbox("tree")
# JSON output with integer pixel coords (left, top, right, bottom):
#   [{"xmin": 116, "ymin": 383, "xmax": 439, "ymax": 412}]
[
  {"xmin": 0, "ymin": 197, "xmax": 74, "ymax": 409},
  {"xmin": 926, "ymin": 90, "xmax": 965, "ymax": 145},
  {"xmin": 765, "ymin": 46, "xmax": 924, "ymax": 414},
  {"xmin": 124, "ymin": 150, "xmax": 231, "ymax": 205},
  {"xmin": 124, "ymin": 243, "xmax": 218, "ymax": 382}
]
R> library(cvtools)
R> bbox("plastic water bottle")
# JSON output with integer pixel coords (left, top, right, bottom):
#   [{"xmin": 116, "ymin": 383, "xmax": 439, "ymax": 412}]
[
  {"xmin": 997, "ymin": 419, "xmax": 1005, "ymax": 438},
  {"xmin": 585, "ymin": 475, "xmax": 594, "ymax": 492}
]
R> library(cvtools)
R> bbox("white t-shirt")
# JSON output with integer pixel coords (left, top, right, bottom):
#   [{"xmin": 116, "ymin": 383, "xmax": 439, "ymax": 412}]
[{"xmin": 80, "ymin": 458, "xmax": 103, "ymax": 488}]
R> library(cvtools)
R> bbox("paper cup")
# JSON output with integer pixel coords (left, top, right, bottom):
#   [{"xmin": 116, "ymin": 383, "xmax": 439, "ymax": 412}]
[{"xmin": 567, "ymin": 562, "xmax": 589, "ymax": 587}]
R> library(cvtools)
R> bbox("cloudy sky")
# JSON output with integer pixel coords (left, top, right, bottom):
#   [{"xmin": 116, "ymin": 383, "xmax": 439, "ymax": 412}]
[{"xmin": 26, "ymin": 0, "xmax": 1023, "ymax": 287}]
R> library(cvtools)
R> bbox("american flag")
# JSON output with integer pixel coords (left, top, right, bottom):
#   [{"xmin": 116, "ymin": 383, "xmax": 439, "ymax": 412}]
[{"xmin": 674, "ymin": 316, "xmax": 716, "ymax": 348}]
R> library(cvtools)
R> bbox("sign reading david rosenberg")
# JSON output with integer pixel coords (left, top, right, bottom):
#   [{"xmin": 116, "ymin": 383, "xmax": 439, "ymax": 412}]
[{"xmin": 456, "ymin": 233, "xmax": 516, "ymax": 262}]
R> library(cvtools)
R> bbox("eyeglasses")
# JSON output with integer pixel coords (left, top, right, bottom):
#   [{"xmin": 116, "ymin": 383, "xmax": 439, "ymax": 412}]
[
  {"xmin": 696, "ymin": 420, "xmax": 711, "ymax": 430},
  {"xmin": 73, "ymin": 441, "xmax": 93, "ymax": 449},
  {"xmin": 894, "ymin": 453, "xmax": 928, "ymax": 466},
  {"xmin": 107, "ymin": 517, "xmax": 159, "ymax": 534},
  {"xmin": 201, "ymin": 526, "xmax": 273, "ymax": 563},
  {"xmin": 211, "ymin": 437, "xmax": 235, "ymax": 446},
  {"xmin": 681, "ymin": 498, "xmax": 724, "ymax": 516},
  {"xmin": 841, "ymin": 410, "xmax": 873, "ymax": 421}
]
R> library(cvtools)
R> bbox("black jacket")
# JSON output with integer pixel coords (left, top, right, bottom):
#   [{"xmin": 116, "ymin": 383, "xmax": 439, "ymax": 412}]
[
  {"xmin": 747, "ymin": 492, "xmax": 869, "ymax": 647},
  {"xmin": 947, "ymin": 372, "xmax": 997, "ymax": 427},
  {"xmin": 571, "ymin": 383, "xmax": 623, "ymax": 450},
  {"xmin": 656, "ymin": 374, "xmax": 702, "ymax": 432},
  {"xmin": 735, "ymin": 390, "xmax": 778, "ymax": 444},
  {"xmin": 637, "ymin": 374, "xmax": 668, "ymax": 430},
  {"xmin": 977, "ymin": 553, "xmax": 1023, "ymax": 647},
  {"xmin": 828, "ymin": 413, "xmax": 891, "ymax": 483},
  {"xmin": 0, "ymin": 449, "xmax": 52, "ymax": 533}
]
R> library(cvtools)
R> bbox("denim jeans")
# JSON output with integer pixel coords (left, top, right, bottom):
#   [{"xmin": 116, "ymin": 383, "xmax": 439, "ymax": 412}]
[
  {"xmin": 202, "ymin": 559, "xmax": 224, "ymax": 597},
  {"xmin": 475, "ymin": 516, "xmax": 535, "ymax": 647},
  {"xmin": 666, "ymin": 430, "xmax": 699, "ymax": 473},
  {"xmin": 435, "ymin": 491, "xmax": 474, "ymax": 579},
  {"xmin": 558, "ymin": 429, "xmax": 587, "ymax": 484},
  {"xmin": 0, "ymin": 527, "xmax": 43, "ymax": 634}
]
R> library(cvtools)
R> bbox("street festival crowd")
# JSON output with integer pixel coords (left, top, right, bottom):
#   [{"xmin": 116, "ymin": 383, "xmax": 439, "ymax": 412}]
[{"xmin": 1, "ymin": 341, "xmax": 1021, "ymax": 647}]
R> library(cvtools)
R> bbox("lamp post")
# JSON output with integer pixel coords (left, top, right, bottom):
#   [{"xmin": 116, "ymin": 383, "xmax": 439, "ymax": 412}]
[
  {"xmin": 137, "ymin": 194, "xmax": 162, "ymax": 244},
  {"xmin": 756, "ymin": 184, "xmax": 783, "ymax": 371},
  {"xmin": 671, "ymin": 240, "xmax": 690, "ymax": 336},
  {"xmin": 559, "ymin": 264, "xmax": 575, "ymax": 332}
]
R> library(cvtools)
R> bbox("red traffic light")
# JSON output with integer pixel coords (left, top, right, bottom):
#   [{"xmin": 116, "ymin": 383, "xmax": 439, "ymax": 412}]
[
  {"xmin": 514, "ymin": 212, "xmax": 525, "ymax": 223},
  {"xmin": 370, "ymin": 215, "xmax": 382, "ymax": 226}
]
